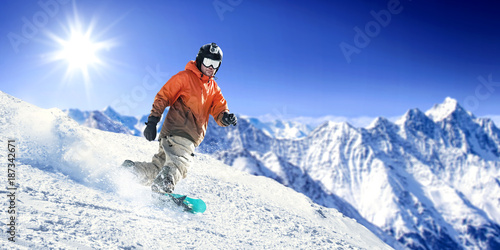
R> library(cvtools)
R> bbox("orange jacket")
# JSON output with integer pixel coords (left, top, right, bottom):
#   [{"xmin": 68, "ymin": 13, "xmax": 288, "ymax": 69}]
[{"xmin": 150, "ymin": 60, "xmax": 229, "ymax": 146}]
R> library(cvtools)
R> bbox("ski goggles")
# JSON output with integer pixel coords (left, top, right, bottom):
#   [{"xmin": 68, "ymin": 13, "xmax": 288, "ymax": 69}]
[{"xmin": 202, "ymin": 57, "xmax": 221, "ymax": 69}]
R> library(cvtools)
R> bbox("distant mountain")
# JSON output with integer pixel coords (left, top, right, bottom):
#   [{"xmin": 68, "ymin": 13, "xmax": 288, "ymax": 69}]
[
  {"xmin": 64, "ymin": 107, "xmax": 148, "ymax": 136},
  {"xmin": 64, "ymin": 98, "xmax": 500, "ymax": 250},
  {"xmin": 243, "ymin": 116, "xmax": 314, "ymax": 139}
]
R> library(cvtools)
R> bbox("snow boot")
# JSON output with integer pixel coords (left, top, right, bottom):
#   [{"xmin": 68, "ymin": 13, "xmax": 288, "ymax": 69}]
[
  {"xmin": 121, "ymin": 160, "xmax": 135, "ymax": 168},
  {"xmin": 151, "ymin": 167, "xmax": 175, "ymax": 194}
]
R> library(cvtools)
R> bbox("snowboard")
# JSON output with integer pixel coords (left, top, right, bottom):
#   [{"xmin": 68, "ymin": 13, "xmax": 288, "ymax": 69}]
[{"xmin": 165, "ymin": 193, "xmax": 206, "ymax": 214}]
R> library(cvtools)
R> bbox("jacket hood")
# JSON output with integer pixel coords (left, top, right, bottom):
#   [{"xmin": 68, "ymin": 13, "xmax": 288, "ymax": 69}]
[{"xmin": 185, "ymin": 60, "xmax": 212, "ymax": 82}]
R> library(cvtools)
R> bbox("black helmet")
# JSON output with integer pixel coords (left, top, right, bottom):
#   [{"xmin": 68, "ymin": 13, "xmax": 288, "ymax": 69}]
[{"xmin": 196, "ymin": 43, "xmax": 223, "ymax": 73}]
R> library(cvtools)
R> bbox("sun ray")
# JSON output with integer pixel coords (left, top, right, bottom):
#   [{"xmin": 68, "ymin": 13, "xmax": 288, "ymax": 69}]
[{"xmin": 42, "ymin": 2, "xmax": 119, "ymax": 94}]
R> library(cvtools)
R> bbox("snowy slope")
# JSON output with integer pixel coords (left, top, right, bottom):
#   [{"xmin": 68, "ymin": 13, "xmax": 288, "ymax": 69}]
[{"xmin": 0, "ymin": 91, "xmax": 391, "ymax": 249}]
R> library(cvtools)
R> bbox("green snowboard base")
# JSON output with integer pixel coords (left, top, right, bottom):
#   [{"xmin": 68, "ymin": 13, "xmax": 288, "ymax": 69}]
[{"xmin": 165, "ymin": 193, "xmax": 206, "ymax": 214}]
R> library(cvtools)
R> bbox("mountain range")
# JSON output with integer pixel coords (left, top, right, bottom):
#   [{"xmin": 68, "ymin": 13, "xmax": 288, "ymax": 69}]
[{"xmin": 64, "ymin": 97, "xmax": 500, "ymax": 250}]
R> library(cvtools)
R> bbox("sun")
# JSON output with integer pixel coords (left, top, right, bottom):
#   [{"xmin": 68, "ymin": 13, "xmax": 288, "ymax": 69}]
[
  {"xmin": 46, "ymin": 10, "xmax": 116, "ymax": 85},
  {"xmin": 60, "ymin": 32, "xmax": 100, "ymax": 70},
  {"xmin": 53, "ymin": 26, "xmax": 111, "ymax": 78}
]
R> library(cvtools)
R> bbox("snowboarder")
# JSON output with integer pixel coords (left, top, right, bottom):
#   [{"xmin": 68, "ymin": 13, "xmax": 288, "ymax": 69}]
[{"xmin": 123, "ymin": 43, "xmax": 237, "ymax": 194}]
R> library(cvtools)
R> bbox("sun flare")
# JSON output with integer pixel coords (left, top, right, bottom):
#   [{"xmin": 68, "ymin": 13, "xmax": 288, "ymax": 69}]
[
  {"xmin": 46, "ymin": 11, "xmax": 116, "ymax": 85},
  {"xmin": 60, "ymin": 32, "xmax": 100, "ymax": 70}
]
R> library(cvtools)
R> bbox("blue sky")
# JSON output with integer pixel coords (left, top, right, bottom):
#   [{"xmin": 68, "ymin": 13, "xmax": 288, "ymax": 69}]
[{"xmin": 1, "ymin": 0, "xmax": 499, "ymax": 121}]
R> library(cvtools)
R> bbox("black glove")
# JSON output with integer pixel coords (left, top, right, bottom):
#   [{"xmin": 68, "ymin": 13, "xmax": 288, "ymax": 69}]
[
  {"xmin": 143, "ymin": 116, "xmax": 161, "ymax": 141},
  {"xmin": 221, "ymin": 112, "xmax": 237, "ymax": 126}
]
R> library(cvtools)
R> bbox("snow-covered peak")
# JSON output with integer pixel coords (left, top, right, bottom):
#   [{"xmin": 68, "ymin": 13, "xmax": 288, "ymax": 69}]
[
  {"xmin": 83, "ymin": 111, "xmax": 134, "ymax": 135},
  {"xmin": 103, "ymin": 105, "xmax": 119, "ymax": 117},
  {"xmin": 103, "ymin": 106, "xmax": 140, "ymax": 125},
  {"xmin": 310, "ymin": 120, "xmax": 354, "ymax": 135},
  {"xmin": 368, "ymin": 117, "xmax": 393, "ymax": 129},
  {"xmin": 425, "ymin": 97, "xmax": 474, "ymax": 122},
  {"xmin": 64, "ymin": 108, "xmax": 89, "ymax": 124},
  {"xmin": 64, "ymin": 107, "xmax": 144, "ymax": 136},
  {"xmin": 243, "ymin": 116, "xmax": 313, "ymax": 139},
  {"xmin": 396, "ymin": 108, "xmax": 426, "ymax": 124},
  {"xmin": 395, "ymin": 108, "xmax": 436, "ymax": 136}
]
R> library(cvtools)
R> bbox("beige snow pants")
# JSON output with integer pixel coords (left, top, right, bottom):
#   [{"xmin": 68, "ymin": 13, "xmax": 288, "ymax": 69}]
[{"xmin": 133, "ymin": 135, "xmax": 195, "ymax": 187}]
